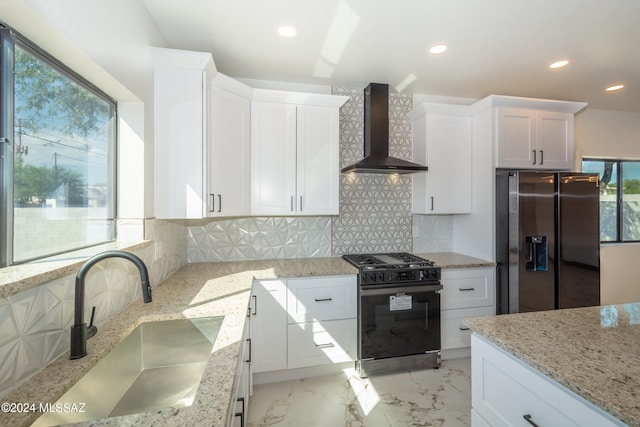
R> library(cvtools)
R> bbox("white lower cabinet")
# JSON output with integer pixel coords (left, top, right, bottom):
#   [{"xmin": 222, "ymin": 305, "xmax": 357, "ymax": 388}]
[
  {"xmin": 440, "ymin": 267, "xmax": 495, "ymax": 351},
  {"xmin": 229, "ymin": 309, "xmax": 251, "ymax": 427},
  {"xmin": 472, "ymin": 334, "xmax": 622, "ymax": 427},
  {"xmin": 287, "ymin": 319, "xmax": 357, "ymax": 369},
  {"xmin": 250, "ymin": 280, "xmax": 287, "ymax": 373},
  {"xmin": 249, "ymin": 275, "xmax": 357, "ymax": 376}
]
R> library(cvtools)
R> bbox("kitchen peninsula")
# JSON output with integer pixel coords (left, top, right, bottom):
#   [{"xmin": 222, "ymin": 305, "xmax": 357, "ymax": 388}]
[
  {"xmin": 1, "ymin": 252, "xmax": 493, "ymax": 426},
  {"xmin": 466, "ymin": 305, "xmax": 640, "ymax": 426}
]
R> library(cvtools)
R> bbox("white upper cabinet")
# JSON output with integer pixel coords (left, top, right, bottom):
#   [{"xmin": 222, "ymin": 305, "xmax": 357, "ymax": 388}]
[
  {"xmin": 409, "ymin": 103, "xmax": 472, "ymax": 214},
  {"xmin": 490, "ymin": 96, "xmax": 586, "ymax": 170},
  {"xmin": 208, "ymin": 74, "xmax": 252, "ymax": 217},
  {"xmin": 250, "ymin": 90, "xmax": 347, "ymax": 216},
  {"xmin": 152, "ymin": 47, "xmax": 216, "ymax": 219}
]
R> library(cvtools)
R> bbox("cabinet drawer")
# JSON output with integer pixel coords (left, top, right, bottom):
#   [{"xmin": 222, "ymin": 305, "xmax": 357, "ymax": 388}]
[
  {"xmin": 286, "ymin": 276, "xmax": 356, "ymax": 323},
  {"xmin": 441, "ymin": 268, "xmax": 495, "ymax": 309},
  {"xmin": 472, "ymin": 335, "xmax": 621, "ymax": 427},
  {"xmin": 442, "ymin": 307, "xmax": 494, "ymax": 350},
  {"xmin": 287, "ymin": 319, "xmax": 357, "ymax": 369}
]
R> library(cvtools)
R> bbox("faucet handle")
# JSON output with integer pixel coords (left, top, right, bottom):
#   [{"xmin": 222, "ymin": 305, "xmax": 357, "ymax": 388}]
[{"xmin": 87, "ymin": 306, "xmax": 98, "ymax": 340}]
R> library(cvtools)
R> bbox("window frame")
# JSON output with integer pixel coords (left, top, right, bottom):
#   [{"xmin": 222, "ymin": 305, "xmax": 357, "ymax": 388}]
[
  {"xmin": 0, "ymin": 25, "xmax": 118, "ymax": 267},
  {"xmin": 583, "ymin": 157, "xmax": 640, "ymax": 244}
]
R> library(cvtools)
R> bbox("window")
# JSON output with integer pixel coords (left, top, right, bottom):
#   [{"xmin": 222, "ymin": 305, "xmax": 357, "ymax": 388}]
[
  {"xmin": 1, "ymin": 27, "xmax": 116, "ymax": 266},
  {"xmin": 583, "ymin": 159, "xmax": 640, "ymax": 243}
]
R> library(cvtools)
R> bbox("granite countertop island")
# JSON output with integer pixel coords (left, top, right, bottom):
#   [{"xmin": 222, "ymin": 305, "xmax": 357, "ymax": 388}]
[
  {"xmin": 1, "ymin": 257, "xmax": 357, "ymax": 427},
  {"xmin": 466, "ymin": 304, "xmax": 640, "ymax": 427}
]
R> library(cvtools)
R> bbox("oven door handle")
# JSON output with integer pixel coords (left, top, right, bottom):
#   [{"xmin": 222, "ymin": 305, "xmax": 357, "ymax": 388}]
[{"xmin": 360, "ymin": 284, "xmax": 443, "ymax": 296}]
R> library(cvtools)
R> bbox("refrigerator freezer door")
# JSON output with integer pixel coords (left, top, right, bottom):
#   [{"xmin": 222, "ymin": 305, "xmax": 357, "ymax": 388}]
[
  {"xmin": 558, "ymin": 173, "xmax": 600, "ymax": 308},
  {"xmin": 511, "ymin": 172, "xmax": 556, "ymax": 313}
]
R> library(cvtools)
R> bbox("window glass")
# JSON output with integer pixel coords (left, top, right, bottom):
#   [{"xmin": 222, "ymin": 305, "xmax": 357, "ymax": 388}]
[
  {"xmin": 621, "ymin": 162, "xmax": 640, "ymax": 241},
  {"xmin": 12, "ymin": 43, "xmax": 115, "ymax": 262},
  {"xmin": 582, "ymin": 160, "xmax": 617, "ymax": 242}
]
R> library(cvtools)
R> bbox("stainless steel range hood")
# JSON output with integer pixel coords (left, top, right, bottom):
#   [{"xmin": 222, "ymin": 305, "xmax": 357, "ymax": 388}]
[{"xmin": 341, "ymin": 83, "xmax": 428, "ymax": 174}]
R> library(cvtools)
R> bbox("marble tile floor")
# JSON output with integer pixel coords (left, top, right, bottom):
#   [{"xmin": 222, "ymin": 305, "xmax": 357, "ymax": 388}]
[{"xmin": 247, "ymin": 357, "xmax": 471, "ymax": 427}]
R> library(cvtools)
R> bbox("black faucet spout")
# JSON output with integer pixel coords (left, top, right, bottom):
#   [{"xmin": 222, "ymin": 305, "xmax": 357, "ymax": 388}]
[{"xmin": 70, "ymin": 250, "xmax": 152, "ymax": 360}]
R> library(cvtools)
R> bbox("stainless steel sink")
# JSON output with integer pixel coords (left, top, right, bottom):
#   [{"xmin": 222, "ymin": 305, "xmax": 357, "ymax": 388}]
[{"xmin": 33, "ymin": 317, "xmax": 224, "ymax": 426}]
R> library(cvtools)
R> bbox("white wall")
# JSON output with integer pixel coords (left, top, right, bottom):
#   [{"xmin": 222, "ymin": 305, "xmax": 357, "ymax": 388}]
[{"xmin": 575, "ymin": 108, "xmax": 640, "ymax": 304}]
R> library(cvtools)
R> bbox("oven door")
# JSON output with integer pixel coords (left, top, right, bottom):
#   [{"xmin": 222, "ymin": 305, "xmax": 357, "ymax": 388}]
[{"xmin": 359, "ymin": 283, "xmax": 442, "ymax": 360}]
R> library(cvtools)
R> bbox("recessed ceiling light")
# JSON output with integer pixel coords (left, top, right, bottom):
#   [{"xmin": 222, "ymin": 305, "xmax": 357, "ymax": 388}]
[
  {"xmin": 606, "ymin": 84, "xmax": 625, "ymax": 92},
  {"xmin": 429, "ymin": 44, "xmax": 448, "ymax": 54},
  {"xmin": 278, "ymin": 25, "xmax": 297, "ymax": 37},
  {"xmin": 549, "ymin": 60, "xmax": 569, "ymax": 69}
]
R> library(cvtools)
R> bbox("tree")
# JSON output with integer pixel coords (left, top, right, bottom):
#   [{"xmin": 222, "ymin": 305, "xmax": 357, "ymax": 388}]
[
  {"xmin": 14, "ymin": 155, "xmax": 85, "ymax": 206},
  {"xmin": 14, "ymin": 45, "xmax": 110, "ymax": 137}
]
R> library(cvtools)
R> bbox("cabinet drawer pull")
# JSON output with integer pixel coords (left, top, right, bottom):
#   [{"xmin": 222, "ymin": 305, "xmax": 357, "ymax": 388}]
[
  {"xmin": 251, "ymin": 295, "xmax": 257, "ymax": 315},
  {"xmin": 523, "ymin": 414, "xmax": 540, "ymax": 427},
  {"xmin": 430, "ymin": 196, "xmax": 434, "ymax": 211},
  {"xmin": 314, "ymin": 297, "xmax": 333, "ymax": 302},
  {"xmin": 532, "ymin": 150, "xmax": 537, "ymax": 164},
  {"xmin": 291, "ymin": 195, "xmax": 294, "ymax": 211},
  {"xmin": 459, "ymin": 287, "xmax": 475, "ymax": 291},
  {"xmin": 315, "ymin": 342, "xmax": 335, "ymax": 348},
  {"xmin": 246, "ymin": 338, "xmax": 251, "ymax": 363},
  {"xmin": 235, "ymin": 397, "xmax": 245, "ymax": 427},
  {"xmin": 539, "ymin": 150, "xmax": 544, "ymax": 165},
  {"xmin": 218, "ymin": 194, "xmax": 222, "ymax": 212},
  {"xmin": 209, "ymin": 194, "xmax": 215, "ymax": 212},
  {"xmin": 300, "ymin": 195, "xmax": 303, "ymax": 211},
  {"xmin": 459, "ymin": 327, "xmax": 470, "ymax": 331}
]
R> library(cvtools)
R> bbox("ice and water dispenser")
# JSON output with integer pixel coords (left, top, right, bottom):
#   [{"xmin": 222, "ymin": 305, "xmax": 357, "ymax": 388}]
[{"xmin": 525, "ymin": 236, "xmax": 548, "ymax": 271}]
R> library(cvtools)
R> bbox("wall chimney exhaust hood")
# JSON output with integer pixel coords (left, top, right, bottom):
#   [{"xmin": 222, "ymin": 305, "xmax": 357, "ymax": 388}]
[{"xmin": 341, "ymin": 83, "xmax": 428, "ymax": 174}]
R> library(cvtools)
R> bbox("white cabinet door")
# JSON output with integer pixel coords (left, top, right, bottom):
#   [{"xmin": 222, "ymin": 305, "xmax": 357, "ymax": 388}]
[
  {"xmin": 250, "ymin": 280, "xmax": 287, "ymax": 373},
  {"xmin": 440, "ymin": 268, "xmax": 495, "ymax": 310},
  {"xmin": 287, "ymin": 319, "xmax": 357, "ymax": 369},
  {"xmin": 535, "ymin": 110, "xmax": 573, "ymax": 170},
  {"xmin": 153, "ymin": 62, "xmax": 207, "ymax": 219},
  {"xmin": 411, "ymin": 107, "xmax": 472, "ymax": 214},
  {"xmin": 209, "ymin": 84, "xmax": 251, "ymax": 216},
  {"xmin": 296, "ymin": 105, "xmax": 340, "ymax": 215},
  {"xmin": 472, "ymin": 334, "xmax": 621, "ymax": 427},
  {"xmin": 250, "ymin": 102, "xmax": 297, "ymax": 215},
  {"xmin": 495, "ymin": 107, "xmax": 536, "ymax": 169},
  {"xmin": 496, "ymin": 107, "xmax": 574, "ymax": 170},
  {"xmin": 286, "ymin": 276, "xmax": 357, "ymax": 323}
]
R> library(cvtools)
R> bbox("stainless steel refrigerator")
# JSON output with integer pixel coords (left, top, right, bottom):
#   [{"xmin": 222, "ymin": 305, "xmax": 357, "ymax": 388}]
[{"xmin": 496, "ymin": 171, "xmax": 600, "ymax": 314}]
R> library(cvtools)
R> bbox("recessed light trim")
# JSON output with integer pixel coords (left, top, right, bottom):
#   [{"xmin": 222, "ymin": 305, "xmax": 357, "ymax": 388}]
[
  {"xmin": 606, "ymin": 84, "xmax": 625, "ymax": 92},
  {"xmin": 278, "ymin": 25, "xmax": 297, "ymax": 37},
  {"xmin": 429, "ymin": 44, "xmax": 448, "ymax": 54},
  {"xmin": 549, "ymin": 60, "xmax": 569, "ymax": 69}
]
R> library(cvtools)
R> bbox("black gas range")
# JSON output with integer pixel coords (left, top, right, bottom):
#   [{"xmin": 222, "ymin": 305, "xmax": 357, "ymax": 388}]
[
  {"xmin": 342, "ymin": 252, "xmax": 441, "ymax": 286},
  {"xmin": 342, "ymin": 252, "xmax": 442, "ymax": 377}
]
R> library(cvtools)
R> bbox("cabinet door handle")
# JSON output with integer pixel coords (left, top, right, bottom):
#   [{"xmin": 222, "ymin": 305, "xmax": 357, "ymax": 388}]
[
  {"xmin": 209, "ymin": 194, "xmax": 215, "ymax": 212},
  {"xmin": 251, "ymin": 295, "xmax": 257, "ymax": 316},
  {"xmin": 539, "ymin": 150, "xmax": 544, "ymax": 165},
  {"xmin": 235, "ymin": 397, "xmax": 245, "ymax": 427},
  {"xmin": 246, "ymin": 338, "xmax": 251, "ymax": 363},
  {"xmin": 300, "ymin": 195, "xmax": 303, "ymax": 211},
  {"xmin": 291, "ymin": 195, "xmax": 294, "ymax": 211},
  {"xmin": 430, "ymin": 196, "xmax": 434, "ymax": 211},
  {"xmin": 532, "ymin": 150, "xmax": 537, "ymax": 164},
  {"xmin": 315, "ymin": 342, "xmax": 335, "ymax": 348},
  {"xmin": 459, "ymin": 287, "xmax": 475, "ymax": 291},
  {"xmin": 218, "ymin": 194, "xmax": 222, "ymax": 212},
  {"xmin": 314, "ymin": 297, "xmax": 333, "ymax": 302},
  {"xmin": 459, "ymin": 327, "xmax": 471, "ymax": 331},
  {"xmin": 523, "ymin": 414, "xmax": 540, "ymax": 427}
]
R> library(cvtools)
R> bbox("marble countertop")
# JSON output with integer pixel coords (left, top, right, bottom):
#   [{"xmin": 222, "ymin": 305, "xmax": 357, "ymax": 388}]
[
  {"xmin": 465, "ymin": 304, "xmax": 640, "ymax": 427},
  {"xmin": 1, "ymin": 257, "xmax": 358, "ymax": 427},
  {"xmin": 417, "ymin": 252, "xmax": 495, "ymax": 269}
]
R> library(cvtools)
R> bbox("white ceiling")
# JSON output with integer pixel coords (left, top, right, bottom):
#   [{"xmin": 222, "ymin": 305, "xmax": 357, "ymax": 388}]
[
  {"xmin": 3, "ymin": 0, "xmax": 640, "ymax": 112},
  {"xmin": 138, "ymin": 0, "xmax": 640, "ymax": 112}
]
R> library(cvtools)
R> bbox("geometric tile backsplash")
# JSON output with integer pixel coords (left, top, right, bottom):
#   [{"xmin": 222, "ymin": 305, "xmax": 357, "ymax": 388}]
[{"xmin": 331, "ymin": 85, "xmax": 414, "ymax": 255}]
